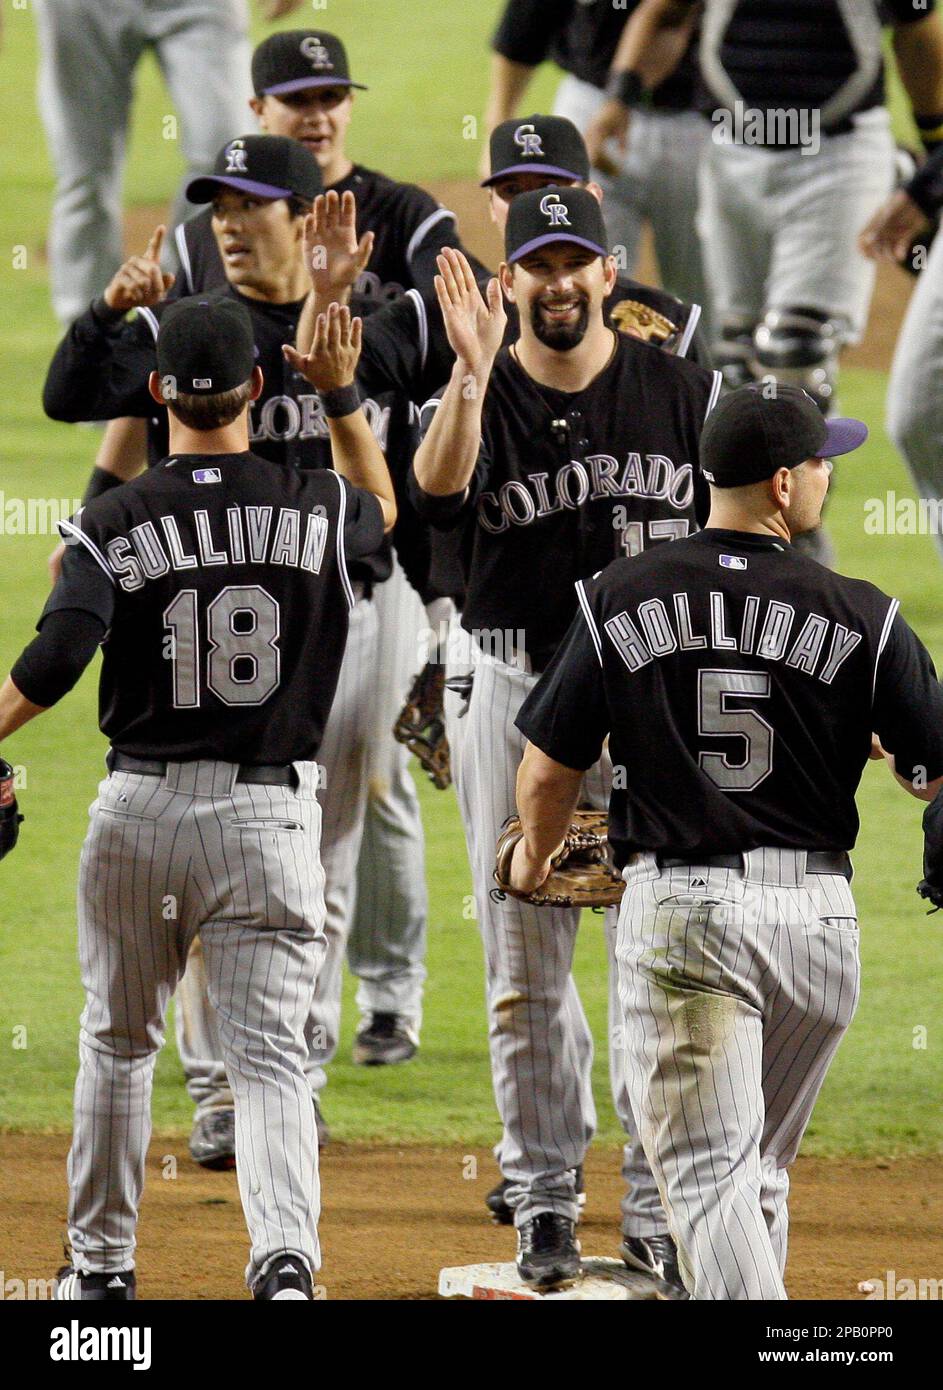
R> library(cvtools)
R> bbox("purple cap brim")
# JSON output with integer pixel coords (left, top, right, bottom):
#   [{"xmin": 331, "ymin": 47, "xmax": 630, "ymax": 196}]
[
  {"xmin": 820, "ymin": 417, "xmax": 869, "ymax": 457},
  {"xmin": 481, "ymin": 162, "xmax": 585, "ymax": 188},
  {"xmin": 262, "ymin": 76, "xmax": 368, "ymax": 96},
  {"xmin": 186, "ymin": 175, "xmax": 293, "ymax": 204},
  {"xmin": 508, "ymin": 232, "xmax": 608, "ymax": 264}
]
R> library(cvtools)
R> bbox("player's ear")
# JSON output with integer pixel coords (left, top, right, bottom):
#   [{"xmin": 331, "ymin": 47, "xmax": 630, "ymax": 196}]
[
  {"xmin": 147, "ymin": 371, "xmax": 167, "ymax": 407},
  {"xmin": 248, "ymin": 365, "xmax": 264, "ymax": 401},
  {"xmin": 498, "ymin": 261, "xmax": 516, "ymax": 302},
  {"xmin": 585, "ymin": 180, "xmax": 605, "ymax": 206},
  {"xmin": 602, "ymin": 255, "xmax": 618, "ymax": 294},
  {"xmin": 249, "ymin": 95, "xmax": 265, "ymax": 126},
  {"xmin": 770, "ymin": 467, "xmax": 792, "ymax": 509}
]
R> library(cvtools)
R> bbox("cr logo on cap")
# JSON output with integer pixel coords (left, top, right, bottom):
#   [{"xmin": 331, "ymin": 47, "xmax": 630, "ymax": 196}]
[
  {"xmin": 301, "ymin": 36, "xmax": 332, "ymax": 70},
  {"xmin": 224, "ymin": 139, "xmax": 248, "ymax": 174},
  {"xmin": 539, "ymin": 192, "xmax": 571, "ymax": 227},
  {"xmin": 514, "ymin": 123, "xmax": 544, "ymax": 158}
]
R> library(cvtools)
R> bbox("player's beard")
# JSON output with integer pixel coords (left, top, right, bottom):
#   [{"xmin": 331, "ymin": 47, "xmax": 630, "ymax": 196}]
[{"xmin": 530, "ymin": 295, "xmax": 590, "ymax": 351}]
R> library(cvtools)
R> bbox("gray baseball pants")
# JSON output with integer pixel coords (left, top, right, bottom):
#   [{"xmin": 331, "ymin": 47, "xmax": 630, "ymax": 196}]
[
  {"xmin": 444, "ymin": 641, "xmax": 667, "ymax": 1235},
  {"xmin": 886, "ymin": 228, "xmax": 943, "ymax": 563},
  {"xmin": 67, "ymin": 758, "xmax": 326, "ymax": 1292},
  {"xmin": 616, "ymin": 851, "xmax": 860, "ymax": 1299},
  {"xmin": 697, "ymin": 110, "xmax": 895, "ymax": 346},
  {"xmin": 177, "ymin": 575, "xmax": 429, "ymax": 1115},
  {"xmin": 36, "ymin": 0, "xmax": 252, "ymax": 324}
]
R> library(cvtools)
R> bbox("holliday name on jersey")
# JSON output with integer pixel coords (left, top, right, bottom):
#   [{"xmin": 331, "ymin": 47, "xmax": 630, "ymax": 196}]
[
  {"xmin": 477, "ymin": 453, "xmax": 694, "ymax": 534},
  {"xmin": 602, "ymin": 591, "xmax": 864, "ymax": 684},
  {"xmin": 63, "ymin": 505, "xmax": 331, "ymax": 593}
]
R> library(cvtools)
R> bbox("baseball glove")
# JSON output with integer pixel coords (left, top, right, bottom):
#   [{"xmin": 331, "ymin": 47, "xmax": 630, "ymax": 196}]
[
  {"xmin": 0, "ymin": 759, "xmax": 23, "ymax": 862},
  {"xmin": 393, "ymin": 660, "xmax": 451, "ymax": 790},
  {"xmin": 492, "ymin": 810, "xmax": 625, "ymax": 908}
]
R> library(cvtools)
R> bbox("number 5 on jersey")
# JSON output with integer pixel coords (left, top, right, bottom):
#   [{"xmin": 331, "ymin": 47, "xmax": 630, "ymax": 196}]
[{"xmin": 164, "ymin": 586, "xmax": 281, "ymax": 707}]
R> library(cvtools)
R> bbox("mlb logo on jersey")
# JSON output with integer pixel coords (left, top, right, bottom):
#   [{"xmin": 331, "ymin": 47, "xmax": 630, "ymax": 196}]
[
  {"xmin": 540, "ymin": 193, "xmax": 571, "ymax": 227},
  {"xmin": 192, "ymin": 468, "xmax": 221, "ymax": 484},
  {"xmin": 514, "ymin": 123, "xmax": 544, "ymax": 159},
  {"xmin": 301, "ymin": 36, "xmax": 332, "ymax": 70},
  {"xmin": 224, "ymin": 139, "xmax": 248, "ymax": 174},
  {"xmin": 720, "ymin": 554, "xmax": 748, "ymax": 570}
]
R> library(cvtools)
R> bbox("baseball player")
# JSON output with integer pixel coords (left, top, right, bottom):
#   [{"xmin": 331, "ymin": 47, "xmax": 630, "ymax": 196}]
[
  {"xmin": 34, "ymin": 0, "xmax": 307, "ymax": 325},
  {"xmin": 860, "ymin": 144, "xmax": 943, "ymax": 565},
  {"xmin": 1, "ymin": 294, "xmax": 396, "ymax": 1299},
  {"xmin": 590, "ymin": 0, "xmax": 943, "ymax": 561},
  {"xmin": 482, "ymin": 2, "xmax": 711, "ymax": 334},
  {"xmin": 510, "ymin": 383, "xmax": 943, "ymax": 1296},
  {"xmin": 128, "ymin": 26, "xmax": 459, "ymax": 1091},
  {"xmin": 173, "ymin": 30, "xmax": 463, "ymax": 303},
  {"xmin": 409, "ymin": 191, "xmax": 722, "ymax": 1291},
  {"xmin": 41, "ymin": 134, "xmax": 423, "ymax": 1163}
]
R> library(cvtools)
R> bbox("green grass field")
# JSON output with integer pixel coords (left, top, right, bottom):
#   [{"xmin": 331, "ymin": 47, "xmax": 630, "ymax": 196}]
[{"xmin": 0, "ymin": 4, "xmax": 940, "ymax": 1156}]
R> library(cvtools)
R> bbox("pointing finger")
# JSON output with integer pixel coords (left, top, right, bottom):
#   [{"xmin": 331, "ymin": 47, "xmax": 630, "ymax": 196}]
[{"xmin": 144, "ymin": 225, "xmax": 166, "ymax": 262}]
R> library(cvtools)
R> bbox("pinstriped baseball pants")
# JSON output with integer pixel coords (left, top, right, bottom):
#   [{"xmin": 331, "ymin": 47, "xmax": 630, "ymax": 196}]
[
  {"xmin": 445, "ymin": 644, "xmax": 667, "ymax": 1233},
  {"xmin": 616, "ymin": 852, "xmax": 861, "ymax": 1299},
  {"xmin": 67, "ymin": 759, "xmax": 326, "ymax": 1291}
]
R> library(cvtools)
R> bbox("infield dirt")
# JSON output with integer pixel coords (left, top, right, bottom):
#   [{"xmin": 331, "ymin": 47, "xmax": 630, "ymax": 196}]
[{"xmin": 1, "ymin": 1136, "xmax": 939, "ymax": 1300}]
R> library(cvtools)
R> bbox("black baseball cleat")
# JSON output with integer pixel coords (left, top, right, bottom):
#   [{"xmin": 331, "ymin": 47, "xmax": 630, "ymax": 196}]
[
  {"xmin": 253, "ymin": 1256, "xmax": 313, "ymax": 1300},
  {"xmin": 55, "ymin": 1267, "xmax": 136, "ymax": 1300},
  {"xmin": 352, "ymin": 1012, "xmax": 419, "ymax": 1066},
  {"xmin": 487, "ymin": 1165, "xmax": 586, "ymax": 1226},
  {"xmin": 621, "ymin": 1233, "xmax": 689, "ymax": 1299},
  {"xmin": 516, "ymin": 1213, "xmax": 582, "ymax": 1289},
  {"xmin": 189, "ymin": 1108, "xmax": 236, "ymax": 1170}
]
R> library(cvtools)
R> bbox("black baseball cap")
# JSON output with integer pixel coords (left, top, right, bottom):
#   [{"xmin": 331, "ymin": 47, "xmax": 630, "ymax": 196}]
[
  {"xmin": 700, "ymin": 384, "xmax": 868, "ymax": 487},
  {"xmin": 252, "ymin": 30, "xmax": 367, "ymax": 97},
  {"xmin": 506, "ymin": 186, "xmax": 608, "ymax": 264},
  {"xmin": 186, "ymin": 134, "xmax": 322, "ymax": 205},
  {"xmin": 482, "ymin": 115, "xmax": 590, "ymax": 187},
  {"xmin": 157, "ymin": 297, "xmax": 255, "ymax": 396}
]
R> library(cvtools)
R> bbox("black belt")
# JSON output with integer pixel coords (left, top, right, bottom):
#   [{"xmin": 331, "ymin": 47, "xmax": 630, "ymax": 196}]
[
  {"xmin": 657, "ymin": 851, "xmax": 852, "ymax": 881},
  {"xmin": 108, "ymin": 751, "xmax": 298, "ymax": 788}
]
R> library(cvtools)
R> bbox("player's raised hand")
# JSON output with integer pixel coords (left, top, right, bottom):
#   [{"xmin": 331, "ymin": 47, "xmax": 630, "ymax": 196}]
[
  {"xmin": 283, "ymin": 301, "xmax": 362, "ymax": 392},
  {"xmin": 584, "ymin": 99, "xmax": 630, "ymax": 177},
  {"xmin": 858, "ymin": 189, "xmax": 931, "ymax": 264},
  {"xmin": 103, "ymin": 226, "xmax": 175, "ymax": 313},
  {"xmin": 304, "ymin": 191, "xmax": 375, "ymax": 298},
  {"xmin": 434, "ymin": 248, "xmax": 506, "ymax": 375}
]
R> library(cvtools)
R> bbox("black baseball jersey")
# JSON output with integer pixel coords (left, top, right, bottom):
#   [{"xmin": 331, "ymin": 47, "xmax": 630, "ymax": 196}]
[
  {"xmin": 697, "ymin": 0, "xmax": 929, "ymax": 141},
  {"xmin": 173, "ymin": 164, "xmax": 462, "ymax": 304},
  {"xmin": 409, "ymin": 336, "xmax": 722, "ymax": 668},
  {"xmin": 41, "ymin": 453, "xmax": 384, "ymax": 762},
  {"xmin": 491, "ymin": 0, "xmax": 700, "ymax": 112},
  {"xmin": 358, "ymin": 274, "xmax": 709, "ymax": 407},
  {"xmin": 517, "ymin": 527, "xmax": 943, "ymax": 864},
  {"xmin": 42, "ymin": 286, "xmax": 411, "ymax": 588}
]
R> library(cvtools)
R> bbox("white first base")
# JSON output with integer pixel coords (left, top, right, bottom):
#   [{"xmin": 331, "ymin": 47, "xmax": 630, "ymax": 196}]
[{"xmin": 438, "ymin": 1258, "xmax": 661, "ymax": 1301}]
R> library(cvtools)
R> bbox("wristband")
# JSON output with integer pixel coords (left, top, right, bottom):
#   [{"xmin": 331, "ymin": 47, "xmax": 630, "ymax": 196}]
[
  {"xmin": 89, "ymin": 296, "xmax": 127, "ymax": 328},
  {"xmin": 916, "ymin": 112, "xmax": 943, "ymax": 152},
  {"xmin": 605, "ymin": 70, "xmax": 645, "ymax": 109},
  {"xmin": 82, "ymin": 467, "xmax": 125, "ymax": 505},
  {"xmin": 321, "ymin": 384, "xmax": 361, "ymax": 418}
]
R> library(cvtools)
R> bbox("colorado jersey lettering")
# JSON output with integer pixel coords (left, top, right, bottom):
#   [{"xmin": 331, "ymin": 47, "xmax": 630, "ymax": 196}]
[{"xmin": 409, "ymin": 335, "xmax": 721, "ymax": 666}]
